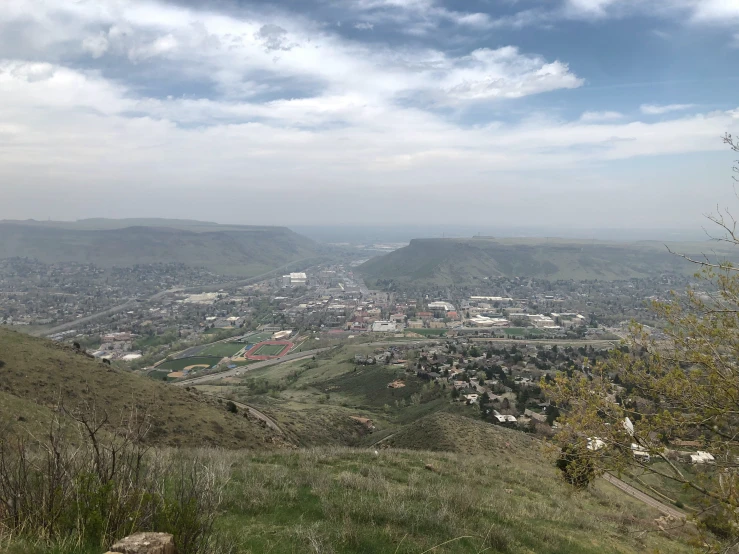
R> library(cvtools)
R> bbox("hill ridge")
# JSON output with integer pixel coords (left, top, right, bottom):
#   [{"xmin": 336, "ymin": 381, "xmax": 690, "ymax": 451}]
[{"xmin": 359, "ymin": 236, "xmax": 739, "ymax": 283}]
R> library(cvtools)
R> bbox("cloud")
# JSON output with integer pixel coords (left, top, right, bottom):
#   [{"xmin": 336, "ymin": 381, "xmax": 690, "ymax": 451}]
[
  {"xmin": 82, "ymin": 33, "xmax": 109, "ymax": 59},
  {"xmin": 563, "ymin": 0, "xmax": 739, "ymax": 23},
  {"xmin": 441, "ymin": 48, "xmax": 584, "ymax": 102},
  {"xmin": 641, "ymin": 103, "xmax": 695, "ymax": 115},
  {"xmin": 339, "ymin": 0, "xmax": 496, "ymax": 33},
  {"xmin": 127, "ymin": 33, "xmax": 179, "ymax": 62},
  {"xmin": 0, "ymin": 0, "xmax": 737, "ymax": 227},
  {"xmin": 580, "ymin": 111, "xmax": 624, "ymax": 122},
  {"xmin": 255, "ymin": 24, "xmax": 294, "ymax": 52},
  {"xmin": 691, "ymin": 0, "xmax": 739, "ymax": 22},
  {"xmin": 564, "ymin": 0, "xmax": 618, "ymax": 18},
  {"xmin": 354, "ymin": 22, "xmax": 374, "ymax": 30}
]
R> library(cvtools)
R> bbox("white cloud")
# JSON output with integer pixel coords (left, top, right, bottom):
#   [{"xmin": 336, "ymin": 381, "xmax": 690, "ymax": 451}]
[
  {"xmin": 580, "ymin": 111, "xmax": 624, "ymax": 122},
  {"xmin": 127, "ymin": 33, "xmax": 179, "ymax": 62},
  {"xmin": 564, "ymin": 0, "xmax": 618, "ymax": 18},
  {"xmin": 0, "ymin": 0, "xmax": 736, "ymax": 226},
  {"xmin": 340, "ymin": 0, "xmax": 496, "ymax": 32},
  {"xmin": 354, "ymin": 22, "xmax": 374, "ymax": 30},
  {"xmin": 641, "ymin": 103, "xmax": 695, "ymax": 115},
  {"xmin": 441, "ymin": 47, "xmax": 584, "ymax": 102},
  {"xmin": 82, "ymin": 33, "xmax": 109, "ymax": 59},
  {"xmin": 691, "ymin": 0, "xmax": 739, "ymax": 22},
  {"xmin": 563, "ymin": 0, "xmax": 739, "ymax": 23}
]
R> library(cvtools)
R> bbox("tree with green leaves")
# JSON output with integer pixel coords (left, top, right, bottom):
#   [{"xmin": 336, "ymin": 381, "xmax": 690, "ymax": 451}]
[{"xmin": 544, "ymin": 135, "xmax": 739, "ymax": 548}]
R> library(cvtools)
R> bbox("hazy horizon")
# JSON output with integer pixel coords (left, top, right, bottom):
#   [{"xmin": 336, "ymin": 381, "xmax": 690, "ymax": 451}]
[
  {"xmin": 2, "ymin": 0, "xmax": 739, "ymax": 226},
  {"xmin": 0, "ymin": 217, "xmax": 716, "ymax": 244}
]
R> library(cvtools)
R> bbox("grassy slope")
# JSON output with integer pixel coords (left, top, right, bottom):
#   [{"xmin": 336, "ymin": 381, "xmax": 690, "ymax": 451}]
[
  {"xmin": 199, "ymin": 346, "xmax": 479, "ymax": 448},
  {"xmin": 382, "ymin": 411, "xmax": 537, "ymax": 454},
  {"xmin": 0, "ymin": 220, "xmax": 319, "ymax": 276},
  {"xmin": 0, "ymin": 328, "xmax": 285, "ymax": 448},
  {"xmin": 0, "ymin": 331, "xmax": 699, "ymax": 552},
  {"xmin": 211, "ymin": 444, "xmax": 696, "ymax": 553},
  {"xmin": 359, "ymin": 237, "xmax": 739, "ymax": 284}
]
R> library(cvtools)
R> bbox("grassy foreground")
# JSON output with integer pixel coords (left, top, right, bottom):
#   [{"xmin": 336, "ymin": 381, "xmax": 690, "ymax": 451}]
[
  {"xmin": 209, "ymin": 447, "xmax": 694, "ymax": 554},
  {"xmin": 2, "ymin": 445, "xmax": 695, "ymax": 554}
]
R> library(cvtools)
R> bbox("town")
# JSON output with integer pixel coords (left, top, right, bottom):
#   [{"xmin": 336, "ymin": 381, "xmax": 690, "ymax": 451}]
[{"xmin": 0, "ymin": 255, "xmax": 687, "ymax": 370}]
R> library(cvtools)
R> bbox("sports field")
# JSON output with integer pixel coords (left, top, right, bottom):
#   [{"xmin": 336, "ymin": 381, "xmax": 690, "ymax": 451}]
[
  {"xmin": 199, "ymin": 342, "xmax": 245, "ymax": 358},
  {"xmin": 254, "ymin": 343, "xmax": 287, "ymax": 356},
  {"xmin": 157, "ymin": 356, "xmax": 222, "ymax": 371},
  {"xmin": 244, "ymin": 340, "xmax": 293, "ymax": 360}
]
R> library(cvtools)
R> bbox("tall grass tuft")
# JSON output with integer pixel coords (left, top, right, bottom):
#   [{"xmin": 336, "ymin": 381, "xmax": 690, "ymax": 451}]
[{"xmin": 0, "ymin": 404, "xmax": 226, "ymax": 554}]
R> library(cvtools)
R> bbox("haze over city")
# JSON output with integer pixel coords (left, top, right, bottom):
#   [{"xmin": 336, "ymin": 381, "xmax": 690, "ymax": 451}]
[{"xmin": 2, "ymin": 0, "xmax": 739, "ymax": 228}]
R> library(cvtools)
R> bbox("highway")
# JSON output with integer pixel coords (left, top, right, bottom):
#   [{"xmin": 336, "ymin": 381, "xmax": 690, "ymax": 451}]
[{"xmin": 172, "ymin": 347, "xmax": 333, "ymax": 385}]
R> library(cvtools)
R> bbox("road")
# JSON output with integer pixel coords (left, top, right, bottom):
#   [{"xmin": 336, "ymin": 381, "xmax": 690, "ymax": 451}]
[
  {"xmin": 172, "ymin": 347, "xmax": 333, "ymax": 385},
  {"xmin": 602, "ymin": 473, "xmax": 686, "ymax": 519},
  {"xmin": 199, "ymin": 392, "xmax": 286, "ymax": 435},
  {"xmin": 34, "ymin": 256, "xmax": 324, "ymax": 338}
]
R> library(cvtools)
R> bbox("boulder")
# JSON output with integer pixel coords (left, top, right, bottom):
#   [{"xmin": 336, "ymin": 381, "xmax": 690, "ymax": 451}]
[{"xmin": 105, "ymin": 532, "xmax": 176, "ymax": 554}]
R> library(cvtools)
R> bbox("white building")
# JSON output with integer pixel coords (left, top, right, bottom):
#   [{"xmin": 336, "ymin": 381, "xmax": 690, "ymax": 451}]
[
  {"xmin": 282, "ymin": 273, "xmax": 308, "ymax": 287},
  {"xmin": 690, "ymin": 451, "xmax": 715, "ymax": 464},
  {"xmin": 371, "ymin": 321, "xmax": 398, "ymax": 333},
  {"xmin": 428, "ymin": 301, "xmax": 455, "ymax": 312},
  {"xmin": 469, "ymin": 315, "xmax": 510, "ymax": 327}
]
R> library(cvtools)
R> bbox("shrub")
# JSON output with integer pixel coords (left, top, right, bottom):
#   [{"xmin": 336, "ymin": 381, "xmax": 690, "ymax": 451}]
[
  {"xmin": 225, "ymin": 401, "xmax": 238, "ymax": 414},
  {"xmin": 0, "ymin": 405, "xmax": 226, "ymax": 554},
  {"xmin": 555, "ymin": 445, "xmax": 597, "ymax": 489}
]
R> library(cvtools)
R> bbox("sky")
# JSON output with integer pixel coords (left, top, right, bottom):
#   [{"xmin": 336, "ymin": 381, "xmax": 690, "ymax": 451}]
[{"xmin": 1, "ymin": 0, "xmax": 739, "ymax": 230}]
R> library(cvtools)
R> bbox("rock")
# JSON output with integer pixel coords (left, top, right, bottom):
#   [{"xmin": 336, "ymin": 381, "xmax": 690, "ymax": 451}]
[{"xmin": 105, "ymin": 532, "xmax": 176, "ymax": 554}]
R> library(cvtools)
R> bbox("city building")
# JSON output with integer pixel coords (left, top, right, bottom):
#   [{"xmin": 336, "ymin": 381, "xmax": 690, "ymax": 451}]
[{"xmin": 371, "ymin": 320, "xmax": 398, "ymax": 333}]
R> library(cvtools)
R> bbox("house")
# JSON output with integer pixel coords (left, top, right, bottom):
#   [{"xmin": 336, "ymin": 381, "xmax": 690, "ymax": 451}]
[
  {"xmin": 524, "ymin": 409, "xmax": 547, "ymax": 423},
  {"xmin": 690, "ymin": 451, "xmax": 715, "ymax": 464}
]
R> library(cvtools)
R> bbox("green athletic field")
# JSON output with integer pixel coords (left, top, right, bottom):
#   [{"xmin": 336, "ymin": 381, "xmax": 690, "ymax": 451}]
[
  {"xmin": 157, "ymin": 356, "xmax": 222, "ymax": 371},
  {"xmin": 199, "ymin": 342, "xmax": 245, "ymax": 357},
  {"xmin": 253, "ymin": 343, "xmax": 289, "ymax": 357}
]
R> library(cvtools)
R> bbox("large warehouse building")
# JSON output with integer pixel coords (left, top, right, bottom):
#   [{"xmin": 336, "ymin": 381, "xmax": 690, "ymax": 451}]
[{"xmin": 282, "ymin": 272, "xmax": 308, "ymax": 287}]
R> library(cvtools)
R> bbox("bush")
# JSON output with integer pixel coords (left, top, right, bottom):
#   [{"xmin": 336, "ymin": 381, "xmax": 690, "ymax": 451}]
[
  {"xmin": 555, "ymin": 445, "xmax": 597, "ymax": 489},
  {"xmin": 0, "ymin": 406, "xmax": 226, "ymax": 554},
  {"xmin": 225, "ymin": 401, "xmax": 238, "ymax": 414},
  {"xmin": 701, "ymin": 509, "xmax": 738, "ymax": 541}
]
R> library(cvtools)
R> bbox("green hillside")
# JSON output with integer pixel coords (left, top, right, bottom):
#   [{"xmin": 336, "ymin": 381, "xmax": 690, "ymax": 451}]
[
  {"xmin": 0, "ymin": 328, "xmax": 286, "ymax": 448},
  {"xmin": 382, "ymin": 411, "xmax": 537, "ymax": 454},
  {"xmin": 359, "ymin": 237, "xmax": 739, "ymax": 284},
  {"xmin": 0, "ymin": 332, "xmax": 701, "ymax": 553},
  {"xmin": 0, "ymin": 219, "xmax": 320, "ymax": 276}
]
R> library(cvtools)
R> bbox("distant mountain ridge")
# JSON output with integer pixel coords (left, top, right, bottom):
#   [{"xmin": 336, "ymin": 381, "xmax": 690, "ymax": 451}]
[
  {"xmin": 358, "ymin": 236, "xmax": 739, "ymax": 283},
  {"xmin": 0, "ymin": 218, "xmax": 321, "ymax": 276}
]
